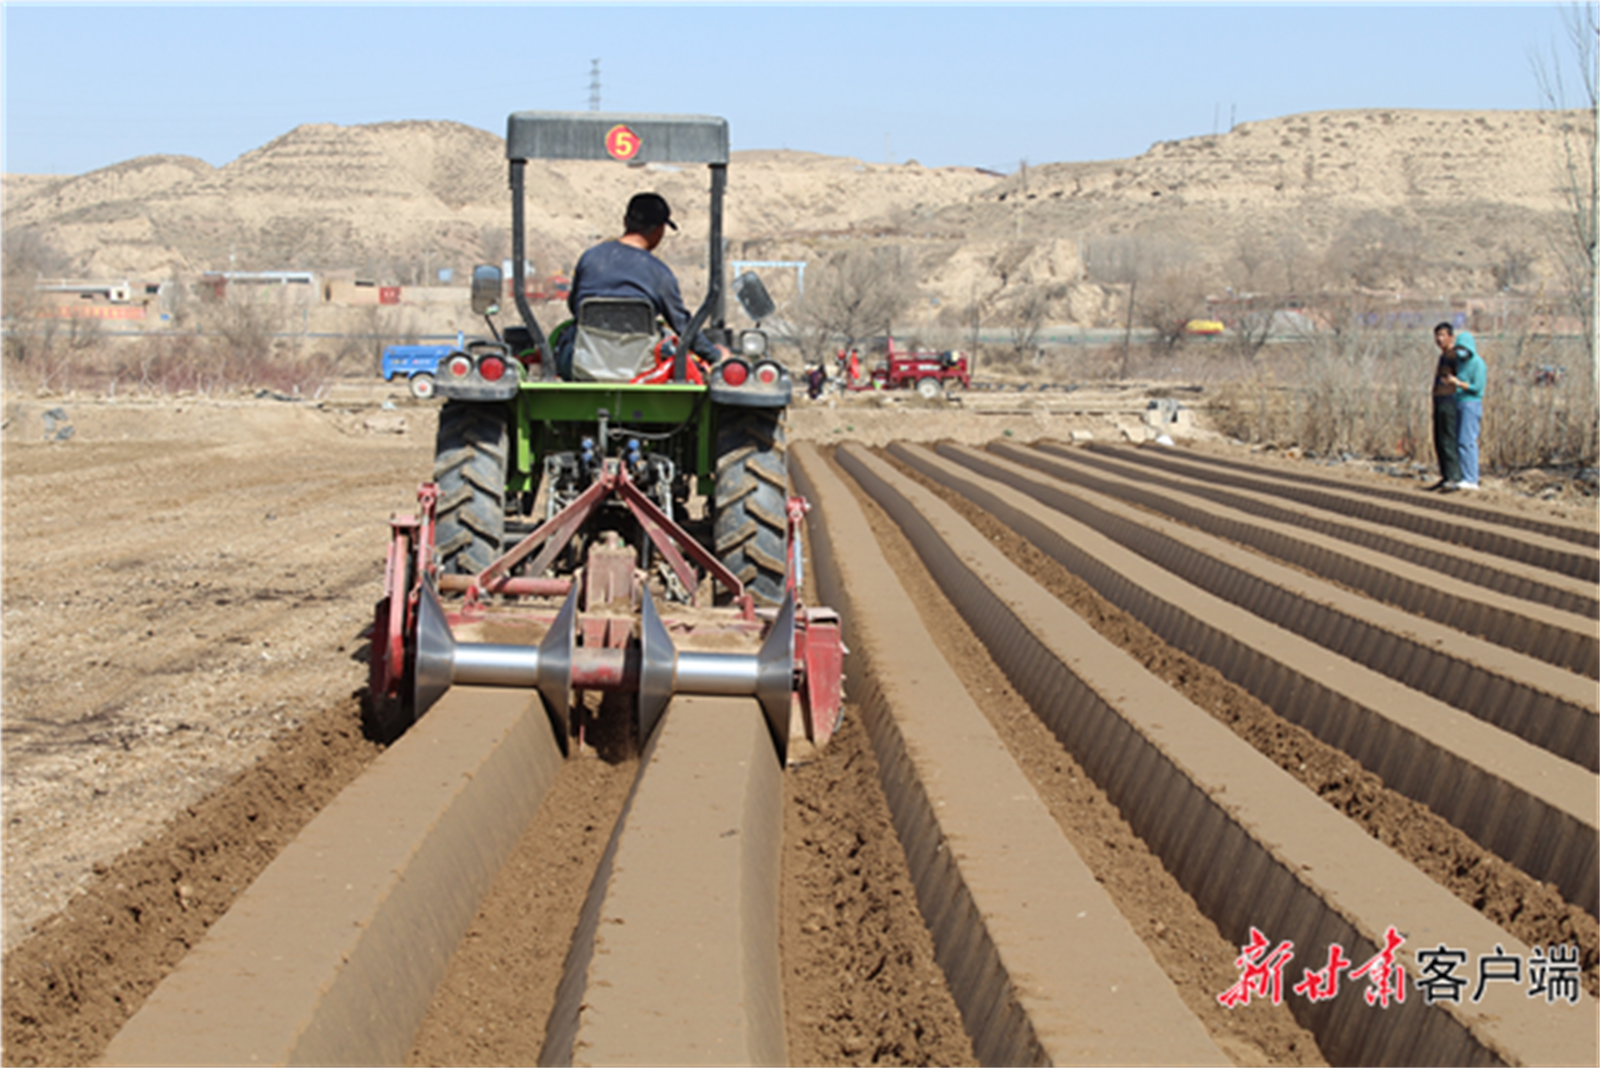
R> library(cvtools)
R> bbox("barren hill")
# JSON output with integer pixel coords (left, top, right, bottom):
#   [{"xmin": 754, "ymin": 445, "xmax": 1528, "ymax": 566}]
[{"xmin": 2, "ymin": 108, "xmax": 1579, "ymax": 325}]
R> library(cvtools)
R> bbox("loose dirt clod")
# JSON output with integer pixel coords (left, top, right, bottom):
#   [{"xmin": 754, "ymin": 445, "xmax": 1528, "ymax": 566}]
[
  {"xmin": 781, "ymin": 713, "xmax": 978, "ymax": 1068},
  {"xmin": 407, "ymin": 753, "xmax": 637, "ymax": 1067},
  {"xmin": 1, "ymin": 697, "xmax": 379, "ymax": 1068}
]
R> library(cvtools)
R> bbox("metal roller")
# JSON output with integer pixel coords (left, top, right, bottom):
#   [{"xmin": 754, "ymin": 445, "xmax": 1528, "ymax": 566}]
[{"xmin": 411, "ymin": 581, "xmax": 797, "ymax": 764}]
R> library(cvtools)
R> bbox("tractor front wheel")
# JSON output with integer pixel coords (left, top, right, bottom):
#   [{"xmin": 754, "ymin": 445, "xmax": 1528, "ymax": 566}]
[
  {"xmin": 433, "ymin": 401, "xmax": 508, "ymax": 575},
  {"xmin": 916, "ymin": 376, "xmax": 942, "ymax": 400},
  {"xmin": 714, "ymin": 409, "xmax": 788, "ymax": 606}
]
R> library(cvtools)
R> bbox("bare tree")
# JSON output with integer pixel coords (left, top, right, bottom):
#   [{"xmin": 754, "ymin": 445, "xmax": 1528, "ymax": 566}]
[
  {"xmin": 1138, "ymin": 262, "xmax": 1208, "ymax": 350},
  {"xmin": 1085, "ymin": 235, "xmax": 1144, "ymax": 375},
  {"xmin": 1323, "ymin": 211, "xmax": 1424, "ymax": 290},
  {"xmin": 1222, "ymin": 236, "xmax": 1284, "ymax": 359},
  {"xmin": 784, "ymin": 245, "xmax": 919, "ymax": 364},
  {"xmin": 1276, "ymin": 232, "xmax": 1312, "ymax": 297},
  {"xmin": 1231, "ymin": 231, "xmax": 1274, "ymax": 293},
  {"xmin": 1086, "ymin": 234, "xmax": 1205, "ymax": 359},
  {"xmin": 197, "ymin": 292, "xmax": 285, "ymax": 389},
  {"xmin": 1491, "ymin": 243, "xmax": 1539, "ymax": 291},
  {"xmin": 996, "ymin": 284, "xmax": 1057, "ymax": 362},
  {"xmin": 1531, "ymin": 2, "xmax": 1599, "ymax": 361},
  {"xmin": 990, "ymin": 241, "xmax": 1035, "ymax": 288},
  {"xmin": 2, "ymin": 228, "xmax": 77, "ymax": 387}
]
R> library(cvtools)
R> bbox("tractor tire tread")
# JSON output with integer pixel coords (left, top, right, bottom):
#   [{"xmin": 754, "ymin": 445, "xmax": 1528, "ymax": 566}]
[
  {"xmin": 714, "ymin": 411, "xmax": 789, "ymax": 606},
  {"xmin": 433, "ymin": 401, "xmax": 509, "ymax": 575}
]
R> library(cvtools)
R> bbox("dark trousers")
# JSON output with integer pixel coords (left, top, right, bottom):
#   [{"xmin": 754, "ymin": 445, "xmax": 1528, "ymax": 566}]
[{"xmin": 1432, "ymin": 395, "xmax": 1461, "ymax": 484}]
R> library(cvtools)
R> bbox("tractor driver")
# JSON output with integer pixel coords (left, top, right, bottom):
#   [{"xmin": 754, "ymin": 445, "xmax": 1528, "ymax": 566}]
[{"xmin": 560, "ymin": 192, "xmax": 730, "ymax": 377}]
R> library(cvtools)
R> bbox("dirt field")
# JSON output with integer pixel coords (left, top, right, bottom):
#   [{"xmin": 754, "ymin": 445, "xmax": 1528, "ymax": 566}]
[
  {"xmin": 0, "ymin": 382, "xmax": 1153, "ymax": 1063},
  {"xmin": 2, "ymin": 380, "xmax": 1594, "ymax": 1065},
  {"xmin": 0, "ymin": 378, "xmax": 1196, "ymax": 946}
]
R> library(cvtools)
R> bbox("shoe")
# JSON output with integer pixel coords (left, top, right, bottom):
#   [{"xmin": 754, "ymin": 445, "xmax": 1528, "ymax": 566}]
[
  {"xmin": 1424, "ymin": 479, "xmax": 1448, "ymax": 492},
  {"xmin": 1456, "ymin": 481, "xmax": 1480, "ymax": 491},
  {"xmin": 1439, "ymin": 483, "xmax": 1460, "ymax": 494}
]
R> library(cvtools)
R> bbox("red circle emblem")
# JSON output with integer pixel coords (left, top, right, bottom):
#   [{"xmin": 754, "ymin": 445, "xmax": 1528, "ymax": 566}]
[{"xmin": 605, "ymin": 124, "xmax": 641, "ymax": 161}]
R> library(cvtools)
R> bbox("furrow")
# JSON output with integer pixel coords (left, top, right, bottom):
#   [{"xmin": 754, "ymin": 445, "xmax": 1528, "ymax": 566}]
[
  {"xmin": 1060, "ymin": 444, "xmax": 1599, "ymax": 617},
  {"xmin": 1078, "ymin": 443, "xmax": 1599, "ymax": 582},
  {"xmin": 1093, "ymin": 440, "xmax": 1600, "ymax": 551},
  {"xmin": 900, "ymin": 442, "xmax": 1597, "ymax": 918},
  {"xmin": 1022, "ymin": 442, "xmax": 1598, "ymax": 678},
  {"xmin": 102, "ymin": 687, "xmax": 565, "ymax": 1067},
  {"xmin": 794, "ymin": 441, "xmax": 1231, "ymax": 1066},
  {"xmin": 541, "ymin": 696, "xmax": 785, "ymax": 1067},
  {"xmin": 981, "ymin": 442, "xmax": 1598, "ymax": 769},
  {"xmin": 829, "ymin": 441, "xmax": 1597, "ymax": 1067}
]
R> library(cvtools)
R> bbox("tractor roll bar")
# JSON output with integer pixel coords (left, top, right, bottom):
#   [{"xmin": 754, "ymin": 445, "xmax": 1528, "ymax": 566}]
[
  {"xmin": 501, "ymin": 111, "xmax": 731, "ymax": 383},
  {"xmin": 508, "ymin": 160, "xmax": 555, "ymax": 378},
  {"xmin": 673, "ymin": 163, "xmax": 727, "ymax": 383}
]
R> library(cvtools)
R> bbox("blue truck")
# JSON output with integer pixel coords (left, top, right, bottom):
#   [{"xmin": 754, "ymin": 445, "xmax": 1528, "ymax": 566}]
[{"xmin": 381, "ymin": 335, "xmax": 464, "ymax": 399}]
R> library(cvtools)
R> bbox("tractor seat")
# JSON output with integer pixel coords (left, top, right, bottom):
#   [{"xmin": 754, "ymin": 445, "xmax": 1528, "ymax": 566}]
[{"xmin": 571, "ymin": 298, "xmax": 659, "ymax": 382}]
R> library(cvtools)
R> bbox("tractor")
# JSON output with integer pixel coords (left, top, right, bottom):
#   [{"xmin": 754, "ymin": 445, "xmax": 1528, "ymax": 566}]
[{"xmin": 369, "ymin": 111, "xmax": 842, "ymax": 766}]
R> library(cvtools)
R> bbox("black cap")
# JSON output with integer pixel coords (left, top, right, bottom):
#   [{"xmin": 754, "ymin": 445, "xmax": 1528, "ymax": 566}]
[{"xmin": 624, "ymin": 192, "xmax": 677, "ymax": 234}]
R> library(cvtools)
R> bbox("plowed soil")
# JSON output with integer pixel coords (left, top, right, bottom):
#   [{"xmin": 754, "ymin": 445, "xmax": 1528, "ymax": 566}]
[
  {"xmin": 882, "ymin": 445, "xmax": 1599, "ymax": 997},
  {"xmin": 0, "ymin": 697, "xmax": 378, "ymax": 1067},
  {"xmin": 779, "ymin": 713, "xmax": 977, "ymax": 1067},
  {"xmin": 406, "ymin": 752, "xmax": 638, "ymax": 1066},
  {"xmin": 2, "ymin": 385, "xmax": 1591, "ymax": 1066},
  {"xmin": 841, "ymin": 447, "xmax": 1326, "ymax": 1065},
  {"xmin": 2, "ymin": 393, "xmax": 425, "ymax": 1067}
]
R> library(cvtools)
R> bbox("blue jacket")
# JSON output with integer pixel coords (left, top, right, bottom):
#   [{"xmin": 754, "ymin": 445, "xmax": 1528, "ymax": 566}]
[
  {"xmin": 1454, "ymin": 331, "xmax": 1486, "ymax": 400},
  {"xmin": 568, "ymin": 240, "xmax": 716, "ymax": 358}
]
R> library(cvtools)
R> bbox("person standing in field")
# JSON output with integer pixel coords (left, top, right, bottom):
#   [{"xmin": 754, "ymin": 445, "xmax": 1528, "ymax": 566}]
[
  {"xmin": 1427, "ymin": 322, "xmax": 1462, "ymax": 492},
  {"xmin": 1448, "ymin": 330, "xmax": 1486, "ymax": 491}
]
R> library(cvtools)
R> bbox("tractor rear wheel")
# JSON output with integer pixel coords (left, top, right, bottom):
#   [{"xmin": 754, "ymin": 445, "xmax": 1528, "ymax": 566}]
[
  {"xmin": 433, "ymin": 401, "xmax": 508, "ymax": 575},
  {"xmin": 714, "ymin": 409, "xmax": 788, "ymax": 606},
  {"xmin": 916, "ymin": 376, "xmax": 942, "ymax": 399}
]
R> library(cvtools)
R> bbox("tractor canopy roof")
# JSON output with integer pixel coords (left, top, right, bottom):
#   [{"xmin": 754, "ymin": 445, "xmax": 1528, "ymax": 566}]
[{"xmin": 506, "ymin": 111, "xmax": 729, "ymax": 165}]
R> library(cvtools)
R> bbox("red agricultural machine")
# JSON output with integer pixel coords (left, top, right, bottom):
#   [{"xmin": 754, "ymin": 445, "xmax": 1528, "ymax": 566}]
[
  {"xmin": 368, "ymin": 110, "xmax": 843, "ymax": 766},
  {"xmin": 839, "ymin": 339, "xmax": 970, "ymax": 397}
]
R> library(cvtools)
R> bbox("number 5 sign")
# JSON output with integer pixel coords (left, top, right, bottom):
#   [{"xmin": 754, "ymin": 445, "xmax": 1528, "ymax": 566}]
[{"xmin": 605, "ymin": 124, "xmax": 641, "ymax": 162}]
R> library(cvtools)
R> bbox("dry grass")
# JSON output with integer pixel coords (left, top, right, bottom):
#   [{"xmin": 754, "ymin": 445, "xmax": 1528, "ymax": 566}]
[
  {"xmin": 0, "ymin": 300, "xmax": 398, "ymax": 399},
  {"xmin": 1207, "ymin": 333, "xmax": 1597, "ymax": 473},
  {"xmin": 2, "ymin": 333, "xmax": 342, "ymax": 399}
]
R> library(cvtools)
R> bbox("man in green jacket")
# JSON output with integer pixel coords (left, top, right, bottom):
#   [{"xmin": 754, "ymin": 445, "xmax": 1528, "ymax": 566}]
[{"xmin": 1446, "ymin": 330, "xmax": 1486, "ymax": 491}]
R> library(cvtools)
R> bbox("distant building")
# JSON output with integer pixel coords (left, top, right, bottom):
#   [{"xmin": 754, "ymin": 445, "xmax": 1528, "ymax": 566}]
[
  {"xmin": 33, "ymin": 278, "xmax": 162, "ymax": 320},
  {"xmin": 200, "ymin": 271, "xmax": 318, "ymax": 305}
]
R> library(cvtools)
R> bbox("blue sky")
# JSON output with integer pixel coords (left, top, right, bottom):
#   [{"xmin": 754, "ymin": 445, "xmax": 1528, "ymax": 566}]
[{"xmin": 1, "ymin": 2, "xmax": 1587, "ymax": 176}]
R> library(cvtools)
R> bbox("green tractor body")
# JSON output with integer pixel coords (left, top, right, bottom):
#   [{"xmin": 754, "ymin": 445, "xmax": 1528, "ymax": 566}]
[
  {"xmin": 431, "ymin": 111, "xmax": 792, "ymax": 605},
  {"xmin": 369, "ymin": 113, "xmax": 843, "ymax": 760}
]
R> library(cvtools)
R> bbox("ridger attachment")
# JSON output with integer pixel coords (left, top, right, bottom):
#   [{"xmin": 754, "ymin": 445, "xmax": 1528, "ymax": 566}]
[
  {"xmin": 370, "ymin": 465, "xmax": 844, "ymax": 766},
  {"xmin": 370, "ymin": 111, "xmax": 844, "ymax": 764}
]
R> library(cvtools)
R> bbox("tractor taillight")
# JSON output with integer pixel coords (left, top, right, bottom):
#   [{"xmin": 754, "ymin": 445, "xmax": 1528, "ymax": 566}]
[
  {"xmin": 478, "ymin": 356, "xmax": 505, "ymax": 381},
  {"xmin": 721, "ymin": 360, "xmax": 749, "ymax": 387},
  {"xmin": 757, "ymin": 363, "xmax": 778, "ymax": 386},
  {"xmin": 448, "ymin": 355, "xmax": 472, "ymax": 377}
]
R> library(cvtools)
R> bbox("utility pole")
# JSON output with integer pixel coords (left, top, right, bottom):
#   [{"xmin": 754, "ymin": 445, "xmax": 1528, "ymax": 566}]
[{"xmin": 1591, "ymin": 22, "xmax": 1598, "ymax": 382}]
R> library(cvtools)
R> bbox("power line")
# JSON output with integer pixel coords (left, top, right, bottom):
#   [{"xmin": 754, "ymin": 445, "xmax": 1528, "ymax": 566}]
[{"xmin": 589, "ymin": 58, "xmax": 601, "ymax": 111}]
